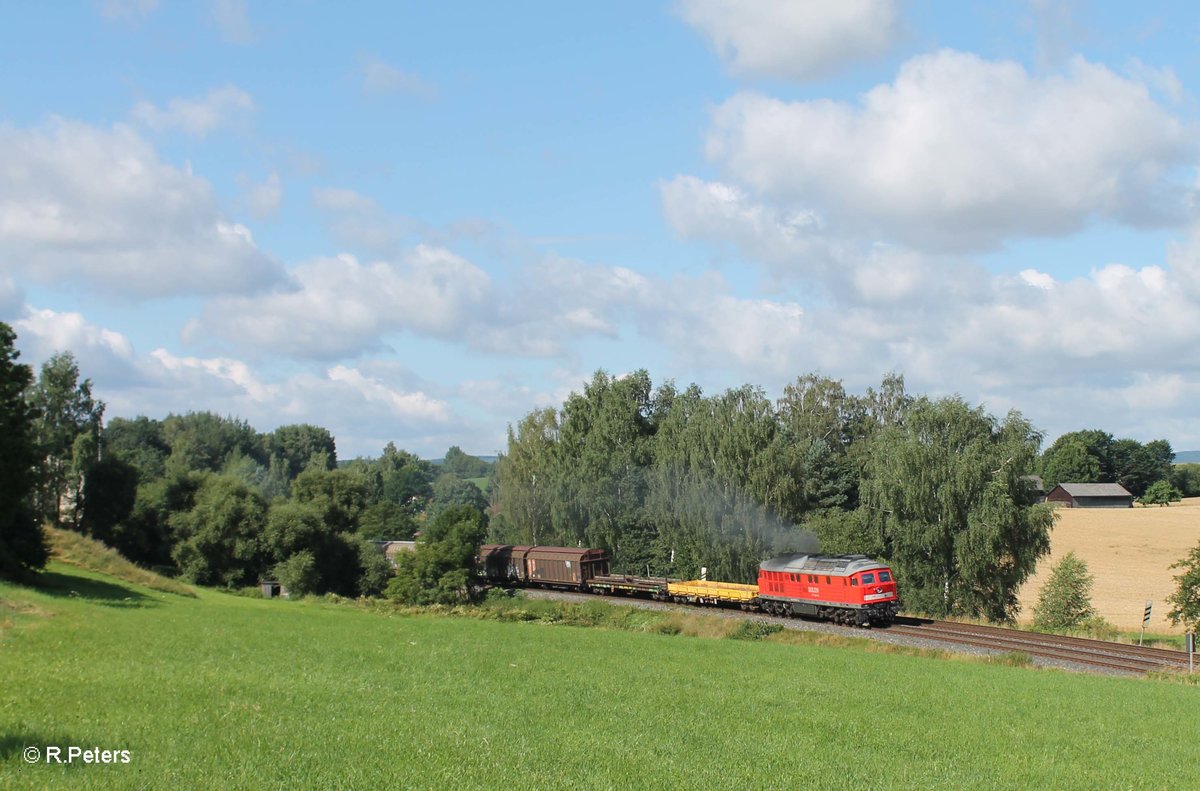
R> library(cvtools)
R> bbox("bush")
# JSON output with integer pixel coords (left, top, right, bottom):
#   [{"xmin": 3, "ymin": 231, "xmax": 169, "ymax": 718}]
[
  {"xmin": 1032, "ymin": 552, "xmax": 1097, "ymax": 631},
  {"xmin": 1140, "ymin": 480, "xmax": 1182, "ymax": 507},
  {"xmin": 728, "ymin": 621, "xmax": 784, "ymax": 641},
  {"xmin": 274, "ymin": 551, "xmax": 320, "ymax": 597}
]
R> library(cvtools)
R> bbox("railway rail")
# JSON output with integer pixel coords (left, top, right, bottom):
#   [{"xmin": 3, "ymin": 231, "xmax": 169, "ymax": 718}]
[
  {"xmin": 887, "ymin": 618, "xmax": 1192, "ymax": 675},
  {"xmin": 520, "ymin": 588, "xmax": 1193, "ymax": 675}
]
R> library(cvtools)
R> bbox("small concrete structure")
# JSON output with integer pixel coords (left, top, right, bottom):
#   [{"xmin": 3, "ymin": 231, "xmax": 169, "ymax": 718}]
[
  {"xmin": 1045, "ymin": 482, "xmax": 1134, "ymax": 508},
  {"xmin": 260, "ymin": 581, "xmax": 290, "ymax": 599}
]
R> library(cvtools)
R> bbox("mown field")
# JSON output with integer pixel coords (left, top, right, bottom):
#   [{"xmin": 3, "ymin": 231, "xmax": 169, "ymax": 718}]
[
  {"xmin": 1016, "ymin": 497, "xmax": 1200, "ymax": 632},
  {"xmin": 2, "ymin": 563, "xmax": 1198, "ymax": 790}
]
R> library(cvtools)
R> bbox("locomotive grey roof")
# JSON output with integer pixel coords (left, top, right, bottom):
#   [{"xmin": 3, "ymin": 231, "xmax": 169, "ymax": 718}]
[{"xmin": 759, "ymin": 554, "xmax": 885, "ymax": 575}]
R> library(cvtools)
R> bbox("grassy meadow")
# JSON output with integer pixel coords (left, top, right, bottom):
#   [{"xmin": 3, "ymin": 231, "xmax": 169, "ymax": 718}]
[
  {"xmin": 2, "ymin": 562, "xmax": 1199, "ymax": 790},
  {"xmin": 1016, "ymin": 497, "xmax": 1200, "ymax": 632}
]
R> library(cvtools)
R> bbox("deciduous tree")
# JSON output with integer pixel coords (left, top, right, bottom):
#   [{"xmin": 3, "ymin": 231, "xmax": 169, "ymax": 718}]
[
  {"xmin": 861, "ymin": 397, "xmax": 1054, "ymax": 620},
  {"xmin": 0, "ymin": 323, "xmax": 45, "ymax": 580},
  {"xmin": 1167, "ymin": 542, "xmax": 1200, "ymax": 634},
  {"xmin": 27, "ymin": 352, "xmax": 104, "ymax": 528},
  {"xmin": 386, "ymin": 505, "xmax": 487, "ymax": 605},
  {"xmin": 1032, "ymin": 552, "xmax": 1097, "ymax": 631}
]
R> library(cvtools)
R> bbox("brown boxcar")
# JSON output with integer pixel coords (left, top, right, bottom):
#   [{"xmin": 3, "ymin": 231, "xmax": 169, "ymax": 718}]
[{"xmin": 477, "ymin": 545, "xmax": 610, "ymax": 589}]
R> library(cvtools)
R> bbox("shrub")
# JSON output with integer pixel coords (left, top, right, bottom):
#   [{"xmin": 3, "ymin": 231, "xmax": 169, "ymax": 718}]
[
  {"xmin": 728, "ymin": 621, "xmax": 784, "ymax": 641},
  {"xmin": 1032, "ymin": 552, "xmax": 1097, "ymax": 631},
  {"xmin": 1140, "ymin": 480, "xmax": 1183, "ymax": 507}
]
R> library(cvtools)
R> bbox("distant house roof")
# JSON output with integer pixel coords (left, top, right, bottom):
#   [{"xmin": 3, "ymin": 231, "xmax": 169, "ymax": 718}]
[{"xmin": 1055, "ymin": 483, "xmax": 1133, "ymax": 497}]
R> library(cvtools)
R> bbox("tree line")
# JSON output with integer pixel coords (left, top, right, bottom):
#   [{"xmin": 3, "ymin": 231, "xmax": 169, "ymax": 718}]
[
  {"xmin": 1038, "ymin": 428, "xmax": 1190, "ymax": 499},
  {"xmin": 491, "ymin": 370, "xmax": 1062, "ymax": 620},
  {"xmin": 3, "ymin": 321, "xmax": 1196, "ymax": 625},
  {"xmin": 0, "ymin": 321, "xmax": 492, "ymax": 596}
]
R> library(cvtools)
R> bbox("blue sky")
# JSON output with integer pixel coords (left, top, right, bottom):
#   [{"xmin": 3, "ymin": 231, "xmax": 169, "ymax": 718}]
[{"xmin": 3, "ymin": 0, "xmax": 1200, "ymax": 458}]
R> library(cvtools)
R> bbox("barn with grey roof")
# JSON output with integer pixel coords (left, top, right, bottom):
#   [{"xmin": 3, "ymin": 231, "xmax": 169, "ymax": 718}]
[{"xmin": 1045, "ymin": 483, "xmax": 1134, "ymax": 508}]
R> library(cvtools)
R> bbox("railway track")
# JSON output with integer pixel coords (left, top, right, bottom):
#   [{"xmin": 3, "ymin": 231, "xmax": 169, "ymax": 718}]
[
  {"xmin": 887, "ymin": 617, "xmax": 1192, "ymax": 674},
  {"xmin": 521, "ymin": 588, "xmax": 1194, "ymax": 675}
]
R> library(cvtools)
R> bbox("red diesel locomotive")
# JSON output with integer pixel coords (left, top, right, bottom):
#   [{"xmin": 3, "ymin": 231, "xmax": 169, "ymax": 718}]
[{"xmin": 756, "ymin": 553, "xmax": 900, "ymax": 626}]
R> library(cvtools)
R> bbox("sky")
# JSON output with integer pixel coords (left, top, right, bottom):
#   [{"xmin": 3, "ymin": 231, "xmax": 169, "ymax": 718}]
[{"xmin": 2, "ymin": 0, "xmax": 1200, "ymax": 459}]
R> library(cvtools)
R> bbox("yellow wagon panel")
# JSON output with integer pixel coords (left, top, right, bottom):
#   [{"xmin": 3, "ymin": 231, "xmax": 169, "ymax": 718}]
[{"xmin": 667, "ymin": 580, "xmax": 759, "ymax": 603}]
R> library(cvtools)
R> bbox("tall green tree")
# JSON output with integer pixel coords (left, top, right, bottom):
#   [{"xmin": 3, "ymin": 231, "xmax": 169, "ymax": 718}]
[
  {"xmin": 162, "ymin": 412, "xmax": 264, "ymax": 474},
  {"xmin": 291, "ymin": 466, "xmax": 368, "ymax": 533},
  {"xmin": 171, "ymin": 474, "xmax": 268, "ymax": 587},
  {"xmin": 0, "ymin": 323, "xmax": 46, "ymax": 580},
  {"xmin": 103, "ymin": 416, "xmax": 169, "ymax": 481},
  {"xmin": 26, "ymin": 352, "xmax": 104, "ymax": 528},
  {"xmin": 861, "ymin": 397, "xmax": 1055, "ymax": 620},
  {"xmin": 1041, "ymin": 430, "xmax": 1114, "ymax": 486},
  {"xmin": 442, "ymin": 446, "xmax": 491, "ymax": 479},
  {"xmin": 264, "ymin": 424, "xmax": 337, "ymax": 481},
  {"xmin": 1170, "ymin": 464, "xmax": 1200, "ymax": 498},
  {"xmin": 553, "ymin": 370, "xmax": 657, "ymax": 559},
  {"xmin": 494, "ymin": 407, "xmax": 561, "ymax": 545},
  {"xmin": 385, "ymin": 505, "xmax": 487, "ymax": 605},
  {"xmin": 1167, "ymin": 541, "xmax": 1200, "ymax": 634},
  {"xmin": 1041, "ymin": 437, "xmax": 1103, "ymax": 490}
]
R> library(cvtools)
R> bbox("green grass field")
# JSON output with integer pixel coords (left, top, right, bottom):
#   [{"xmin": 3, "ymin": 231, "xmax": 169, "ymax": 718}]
[{"xmin": 2, "ymin": 563, "xmax": 1198, "ymax": 790}]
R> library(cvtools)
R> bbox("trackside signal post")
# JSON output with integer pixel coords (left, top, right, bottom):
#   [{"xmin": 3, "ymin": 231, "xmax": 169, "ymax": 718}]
[
  {"xmin": 1139, "ymin": 601, "xmax": 1152, "ymax": 646},
  {"xmin": 1188, "ymin": 633, "xmax": 1195, "ymax": 674}
]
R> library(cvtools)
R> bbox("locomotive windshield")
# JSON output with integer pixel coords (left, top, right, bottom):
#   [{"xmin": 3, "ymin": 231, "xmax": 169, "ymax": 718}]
[
  {"xmin": 861, "ymin": 573, "xmax": 875, "ymax": 584},
  {"xmin": 879, "ymin": 571, "xmax": 892, "ymax": 582}
]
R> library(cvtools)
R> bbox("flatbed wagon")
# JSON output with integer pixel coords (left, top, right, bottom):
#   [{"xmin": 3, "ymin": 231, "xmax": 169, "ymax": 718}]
[{"xmin": 667, "ymin": 580, "xmax": 759, "ymax": 607}]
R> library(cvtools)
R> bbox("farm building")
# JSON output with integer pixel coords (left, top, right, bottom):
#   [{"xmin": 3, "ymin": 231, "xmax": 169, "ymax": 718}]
[
  {"xmin": 374, "ymin": 540, "xmax": 418, "ymax": 567},
  {"xmin": 1045, "ymin": 483, "xmax": 1134, "ymax": 508}
]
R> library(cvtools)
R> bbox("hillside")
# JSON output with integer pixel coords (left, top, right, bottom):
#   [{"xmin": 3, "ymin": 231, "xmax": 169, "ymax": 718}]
[
  {"xmin": 1174, "ymin": 450, "xmax": 1200, "ymax": 464},
  {"xmin": 3, "ymin": 563, "xmax": 1199, "ymax": 788},
  {"xmin": 1016, "ymin": 498, "xmax": 1200, "ymax": 632}
]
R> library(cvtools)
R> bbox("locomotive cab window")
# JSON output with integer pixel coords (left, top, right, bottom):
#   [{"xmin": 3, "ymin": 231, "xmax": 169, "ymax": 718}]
[
  {"xmin": 861, "ymin": 573, "xmax": 875, "ymax": 585},
  {"xmin": 879, "ymin": 571, "xmax": 892, "ymax": 582},
  {"xmin": 850, "ymin": 577, "xmax": 858, "ymax": 586}
]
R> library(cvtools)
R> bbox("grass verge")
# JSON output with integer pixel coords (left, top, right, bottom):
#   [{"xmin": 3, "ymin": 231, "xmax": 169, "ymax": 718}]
[
  {"xmin": 2, "ymin": 566, "xmax": 1199, "ymax": 789},
  {"xmin": 43, "ymin": 527, "xmax": 195, "ymax": 598}
]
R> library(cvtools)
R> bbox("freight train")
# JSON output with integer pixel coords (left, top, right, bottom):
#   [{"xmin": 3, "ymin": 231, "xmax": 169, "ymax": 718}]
[{"xmin": 477, "ymin": 544, "xmax": 901, "ymax": 627}]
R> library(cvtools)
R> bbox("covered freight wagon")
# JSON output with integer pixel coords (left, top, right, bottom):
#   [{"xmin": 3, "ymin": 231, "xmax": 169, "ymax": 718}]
[{"xmin": 477, "ymin": 545, "xmax": 610, "ymax": 588}]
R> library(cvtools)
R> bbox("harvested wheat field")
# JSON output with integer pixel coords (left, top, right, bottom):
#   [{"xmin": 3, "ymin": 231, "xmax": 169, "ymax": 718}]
[{"xmin": 1016, "ymin": 497, "xmax": 1200, "ymax": 632}]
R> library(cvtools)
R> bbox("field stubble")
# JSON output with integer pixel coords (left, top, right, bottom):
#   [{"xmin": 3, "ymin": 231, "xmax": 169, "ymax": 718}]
[{"xmin": 1016, "ymin": 497, "xmax": 1200, "ymax": 632}]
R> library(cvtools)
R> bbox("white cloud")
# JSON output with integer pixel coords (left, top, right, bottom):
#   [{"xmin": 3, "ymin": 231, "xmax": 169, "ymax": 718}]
[
  {"xmin": 193, "ymin": 246, "xmax": 493, "ymax": 358},
  {"xmin": 360, "ymin": 56, "xmax": 437, "ymax": 100},
  {"xmin": 677, "ymin": 0, "xmax": 899, "ymax": 81},
  {"xmin": 141, "ymin": 350, "xmax": 453, "ymax": 456},
  {"xmin": 0, "ymin": 119, "xmax": 284, "ymax": 299},
  {"xmin": 312, "ymin": 186, "xmax": 413, "ymax": 254},
  {"xmin": 706, "ymin": 51, "xmax": 1196, "ymax": 251},
  {"xmin": 212, "ymin": 0, "xmax": 254, "ymax": 44},
  {"xmin": 239, "ymin": 171, "xmax": 282, "ymax": 220},
  {"xmin": 660, "ymin": 175, "xmax": 989, "ymax": 305},
  {"xmin": 327, "ymin": 365, "xmax": 449, "ymax": 422},
  {"xmin": 131, "ymin": 84, "xmax": 255, "ymax": 137}
]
